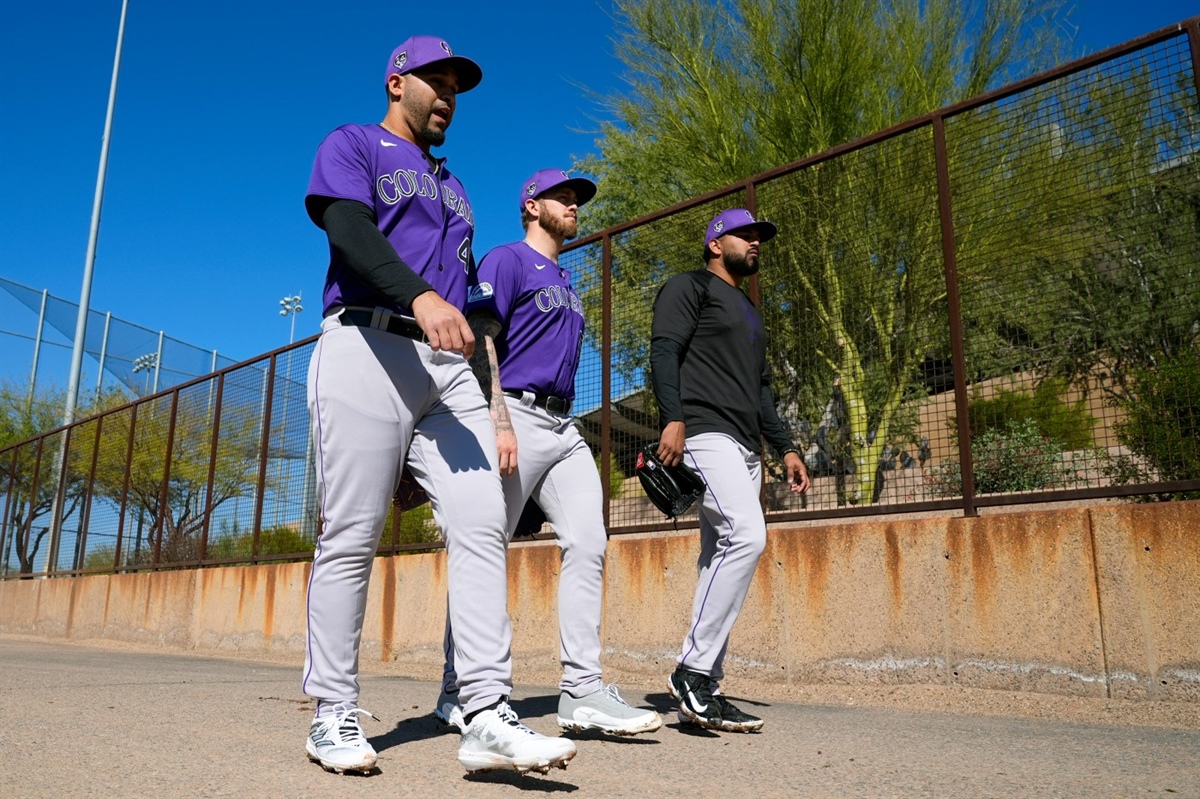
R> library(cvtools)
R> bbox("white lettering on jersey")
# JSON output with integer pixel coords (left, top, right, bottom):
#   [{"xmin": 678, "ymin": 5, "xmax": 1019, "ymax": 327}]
[{"xmin": 376, "ymin": 166, "xmax": 473, "ymax": 225}]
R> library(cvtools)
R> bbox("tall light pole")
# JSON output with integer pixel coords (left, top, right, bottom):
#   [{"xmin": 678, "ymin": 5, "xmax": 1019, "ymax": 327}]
[
  {"xmin": 276, "ymin": 293, "xmax": 304, "ymax": 527},
  {"xmin": 63, "ymin": 0, "xmax": 130, "ymax": 427}
]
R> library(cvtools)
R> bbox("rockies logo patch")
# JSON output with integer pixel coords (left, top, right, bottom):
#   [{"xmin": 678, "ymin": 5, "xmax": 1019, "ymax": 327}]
[
  {"xmin": 526, "ymin": 182, "xmax": 537, "ymax": 196},
  {"xmin": 713, "ymin": 221, "xmax": 724, "ymax": 233},
  {"xmin": 394, "ymin": 52, "xmax": 407, "ymax": 69},
  {"xmin": 467, "ymin": 282, "xmax": 494, "ymax": 303}
]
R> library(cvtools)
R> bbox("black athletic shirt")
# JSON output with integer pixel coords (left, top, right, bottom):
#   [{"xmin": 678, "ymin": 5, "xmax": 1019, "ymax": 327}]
[{"xmin": 650, "ymin": 269, "xmax": 795, "ymax": 457}]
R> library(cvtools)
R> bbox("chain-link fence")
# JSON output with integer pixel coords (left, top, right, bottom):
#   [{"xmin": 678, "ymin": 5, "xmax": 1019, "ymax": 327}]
[
  {"xmin": 3, "ymin": 20, "xmax": 1197, "ymax": 577},
  {"xmin": 1, "ymin": 276, "xmax": 240, "ymax": 399}
]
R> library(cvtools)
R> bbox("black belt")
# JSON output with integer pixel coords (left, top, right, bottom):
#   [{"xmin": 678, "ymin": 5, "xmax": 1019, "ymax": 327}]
[
  {"xmin": 504, "ymin": 390, "xmax": 572, "ymax": 415},
  {"xmin": 337, "ymin": 308, "xmax": 426, "ymax": 342}
]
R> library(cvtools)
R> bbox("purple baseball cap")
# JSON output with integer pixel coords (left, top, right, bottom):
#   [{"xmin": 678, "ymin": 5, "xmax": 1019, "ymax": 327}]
[
  {"xmin": 385, "ymin": 35, "xmax": 483, "ymax": 93},
  {"xmin": 704, "ymin": 208, "xmax": 778, "ymax": 248},
  {"xmin": 519, "ymin": 169, "xmax": 597, "ymax": 211}
]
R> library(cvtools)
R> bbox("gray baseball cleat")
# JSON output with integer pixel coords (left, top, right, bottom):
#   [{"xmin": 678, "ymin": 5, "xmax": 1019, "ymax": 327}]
[{"xmin": 557, "ymin": 683, "xmax": 663, "ymax": 735}]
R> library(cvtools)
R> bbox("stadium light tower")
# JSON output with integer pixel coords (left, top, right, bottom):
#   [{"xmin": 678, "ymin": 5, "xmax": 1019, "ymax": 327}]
[
  {"xmin": 132, "ymin": 352, "xmax": 158, "ymax": 395},
  {"xmin": 279, "ymin": 293, "xmax": 304, "ymax": 344}
]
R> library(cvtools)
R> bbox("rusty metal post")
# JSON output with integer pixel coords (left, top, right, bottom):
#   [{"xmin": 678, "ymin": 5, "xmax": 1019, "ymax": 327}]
[
  {"xmin": 24, "ymin": 437, "xmax": 47, "ymax": 576},
  {"xmin": 251, "ymin": 356, "xmax": 277, "ymax": 560},
  {"xmin": 113, "ymin": 403, "xmax": 137, "ymax": 571},
  {"xmin": 932, "ymin": 114, "xmax": 977, "ymax": 516},
  {"xmin": 75, "ymin": 415, "xmax": 104, "ymax": 571},
  {"xmin": 199, "ymin": 373, "xmax": 225, "ymax": 562},
  {"xmin": 152, "ymin": 392, "xmax": 181, "ymax": 566},
  {"xmin": 600, "ymin": 233, "xmax": 613, "ymax": 529},
  {"xmin": 0, "ymin": 447, "xmax": 19, "ymax": 576},
  {"xmin": 1186, "ymin": 18, "xmax": 1200, "ymax": 100},
  {"xmin": 45, "ymin": 425, "xmax": 74, "ymax": 575}
]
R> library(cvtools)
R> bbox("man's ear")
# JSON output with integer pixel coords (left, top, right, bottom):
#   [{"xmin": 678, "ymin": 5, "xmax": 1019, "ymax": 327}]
[{"xmin": 386, "ymin": 73, "xmax": 404, "ymax": 101}]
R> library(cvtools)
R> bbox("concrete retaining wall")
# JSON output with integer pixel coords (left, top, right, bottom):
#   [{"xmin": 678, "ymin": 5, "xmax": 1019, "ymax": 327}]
[{"xmin": 2, "ymin": 503, "xmax": 1196, "ymax": 702}]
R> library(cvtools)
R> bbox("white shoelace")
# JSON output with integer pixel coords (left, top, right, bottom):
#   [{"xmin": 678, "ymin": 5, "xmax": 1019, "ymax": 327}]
[
  {"xmin": 317, "ymin": 706, "xmax": 377, "ymax": 743},
  {"xmin": 600, "ymin": 683, "xmax": 632, "ymax": 706},
  {"xmin": 495, "ymin": 702, "xmax": 538, "ymax": 736}
]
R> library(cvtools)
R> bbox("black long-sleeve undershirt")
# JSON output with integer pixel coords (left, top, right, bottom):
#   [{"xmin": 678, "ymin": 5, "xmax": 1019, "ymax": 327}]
[
  {"xmin": 651, "ymin": 335, "xmax": 796, "ymax": 459},
  {"xmin": 317, "ymin": 198, "xmax": 435, "ymax": 312}
]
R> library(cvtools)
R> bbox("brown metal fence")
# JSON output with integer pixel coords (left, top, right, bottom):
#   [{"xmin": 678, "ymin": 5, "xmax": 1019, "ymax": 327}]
[{"xmin": 3, "ymin": 20, "xmax": 1198, "ymax": 578}]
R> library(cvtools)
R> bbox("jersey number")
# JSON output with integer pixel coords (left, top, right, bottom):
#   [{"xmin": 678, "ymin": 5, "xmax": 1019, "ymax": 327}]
[{"xmin": 457, "ymin": 237, "xmax": 472, "ymax": 273}]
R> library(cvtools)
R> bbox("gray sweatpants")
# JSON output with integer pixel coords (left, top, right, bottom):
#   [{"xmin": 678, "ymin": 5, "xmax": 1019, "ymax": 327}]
[
  {"xmin": 678, "ymin": 432, "xmax": 766, "ymax": 684},
  {"xmin": 442, "ymin": 396, "xmax": 608, "ymax": 698},
  {"xmin": 302, "ymin": 314, "xmax": 513, "ymax": 717}
]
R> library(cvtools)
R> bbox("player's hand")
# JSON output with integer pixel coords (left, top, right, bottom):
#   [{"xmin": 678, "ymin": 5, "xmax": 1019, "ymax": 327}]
[
  {"xmin": 784, "ymin": 451, "xmax": 810, "ymax": 494},
  {"xmin": 411, "ymin": 291, "xmax": 475, "ymax": 358},
  {"xmin": 657, "ymin": 421, "xmax": 686, "ymax": 467},
  {"xmin": 495, "ymin": 425, "xmax": 518, "ymax": 477}
]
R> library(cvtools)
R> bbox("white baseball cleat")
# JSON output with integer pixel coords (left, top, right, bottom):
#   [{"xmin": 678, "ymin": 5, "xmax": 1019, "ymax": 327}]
[
  {"xmin": 557, "ymin": 683, "xmax": 662, "ymax": 735},
  {"xmin": 305, "ymin": 706, "xmax": 378, "ymax": 774},
  {"xmin": 458, "ymin": 700, "xmax": 577, "ymax": 774}
]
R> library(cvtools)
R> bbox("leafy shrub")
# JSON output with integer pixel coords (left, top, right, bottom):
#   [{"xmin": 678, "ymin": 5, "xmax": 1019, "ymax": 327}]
[
  {"xmin": 379, "ymin": 502, "xmax": 441, "ymax": 550},
  {"xmin": 927, "ymin": 418, "xmax": 1078, "ymax": 497},
  {"xmin": 957, "ymin": 378, "xmax": 1096, "ymax": 451},
  {"xmin": 209, "ymin": 525, "xmax": 316, "ymax": 560},
  {"xmin": 79, "ymin": 523, "xmax": 317, "ymax": 572},
  {"xmin": 597, "ymin": 452, "xmax": 625, "ymax": 499},
  {"xmin": 1105, "ymin": 348, "xmax": 1200, "ymax": 501}
]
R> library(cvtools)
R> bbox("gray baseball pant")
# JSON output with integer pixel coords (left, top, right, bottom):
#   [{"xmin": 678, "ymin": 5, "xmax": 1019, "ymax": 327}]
[
  {"xmin": 678, "ymin": 432, "xmax": 766, "ymax": 683},
  {"xmin": 442, "ymin": 396, "xmax": 607, "ymax": 698},
  {"xmin": 302, "ymin": 315, "xmax": 513, "ymax": 717}
]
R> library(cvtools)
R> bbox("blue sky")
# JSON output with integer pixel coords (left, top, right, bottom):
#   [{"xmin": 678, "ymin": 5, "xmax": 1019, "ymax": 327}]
[{"xmin": 1, "ymin": 0, "xmax": 1197, "ymax": 391}]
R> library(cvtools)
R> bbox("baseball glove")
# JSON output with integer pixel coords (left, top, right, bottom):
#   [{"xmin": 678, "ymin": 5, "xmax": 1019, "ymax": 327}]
[
  {"xmin": 635, "ymin": 444, "xmax": 706, "ymax": 519},
  {"xmin": 512, "ymin": 497, "xmax": 548, "ymax": 539},
  {"xmin": 394, "ymin": 466, "xmax": 430, "ymax": 511}
]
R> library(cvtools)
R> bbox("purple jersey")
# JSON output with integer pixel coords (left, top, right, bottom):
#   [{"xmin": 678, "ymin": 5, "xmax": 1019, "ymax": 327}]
[
  {"xmin": 466, "ymin": 242, "xmax": 584, "ymax": 400},
  {"xmin": 306, "ymin": 124, "xmax": 476, "ymax": 315}
]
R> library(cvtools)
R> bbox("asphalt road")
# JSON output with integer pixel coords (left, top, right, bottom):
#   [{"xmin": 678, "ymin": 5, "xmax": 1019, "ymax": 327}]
[{"xmin": 2, "ymin": 638, "xmax": 1197, "ymax": 798}]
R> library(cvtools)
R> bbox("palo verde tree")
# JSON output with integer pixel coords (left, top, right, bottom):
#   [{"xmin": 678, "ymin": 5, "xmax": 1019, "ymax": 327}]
[
  {"xmin": 575, "ymin": 0, "xmax": 1076, "ymax": 504},
  {"xmin": 0, "ymin": 382, "xmax": 127, "ymax": 574},
  {"xmin": 87, "ymin": 388, "xmax": 267, "ymax": 566}
]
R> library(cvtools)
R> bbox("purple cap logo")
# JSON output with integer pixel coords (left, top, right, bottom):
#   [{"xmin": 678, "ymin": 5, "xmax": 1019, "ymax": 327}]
[
  {"xmin": 713, "ymin": 221, "xmax": 724, "ymax": 234},
  {"xmin": 394, "ymin": 52, "xmax": 407, "ymax": 70},
  {"xmin": 526, "ymin": 182, "xmax": 538, "ymax": 197},
  {"xmin": 440, "ymin": 41, "xmax": 453, "ymax": 55}
]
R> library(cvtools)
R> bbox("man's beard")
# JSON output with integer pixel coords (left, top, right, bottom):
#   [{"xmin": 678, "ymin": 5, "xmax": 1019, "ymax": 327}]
[
  {"xmin": 725, "ymin": 250, "xmax": 759, "ymax": 276},
  {"xmin": 420, "ymin": 125, "xmax": 446, "ymax": 147},
  {"xmin": 403, "ymin": 94, "xmax": 448, "ymax": 147},
  {"xmin": 539, "ymin": 202, "xmax": 578, "ymax": 239}
]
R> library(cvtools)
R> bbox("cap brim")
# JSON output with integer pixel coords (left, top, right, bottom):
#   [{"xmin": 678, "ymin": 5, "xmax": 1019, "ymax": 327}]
[
  {"xmin": 562, "ymin": 177, "xmax": 597, "ymax": 206},
  {"xmin": 727, "ymin": 220, "xmax": 777, "ymax": 243},
  {"xmin": 408, "ymin": 55, "xmax": 483, "ymax": 92},
  {"xmin": 446, "ymin": 56, "xmax": 483, "ymax": 92}
]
